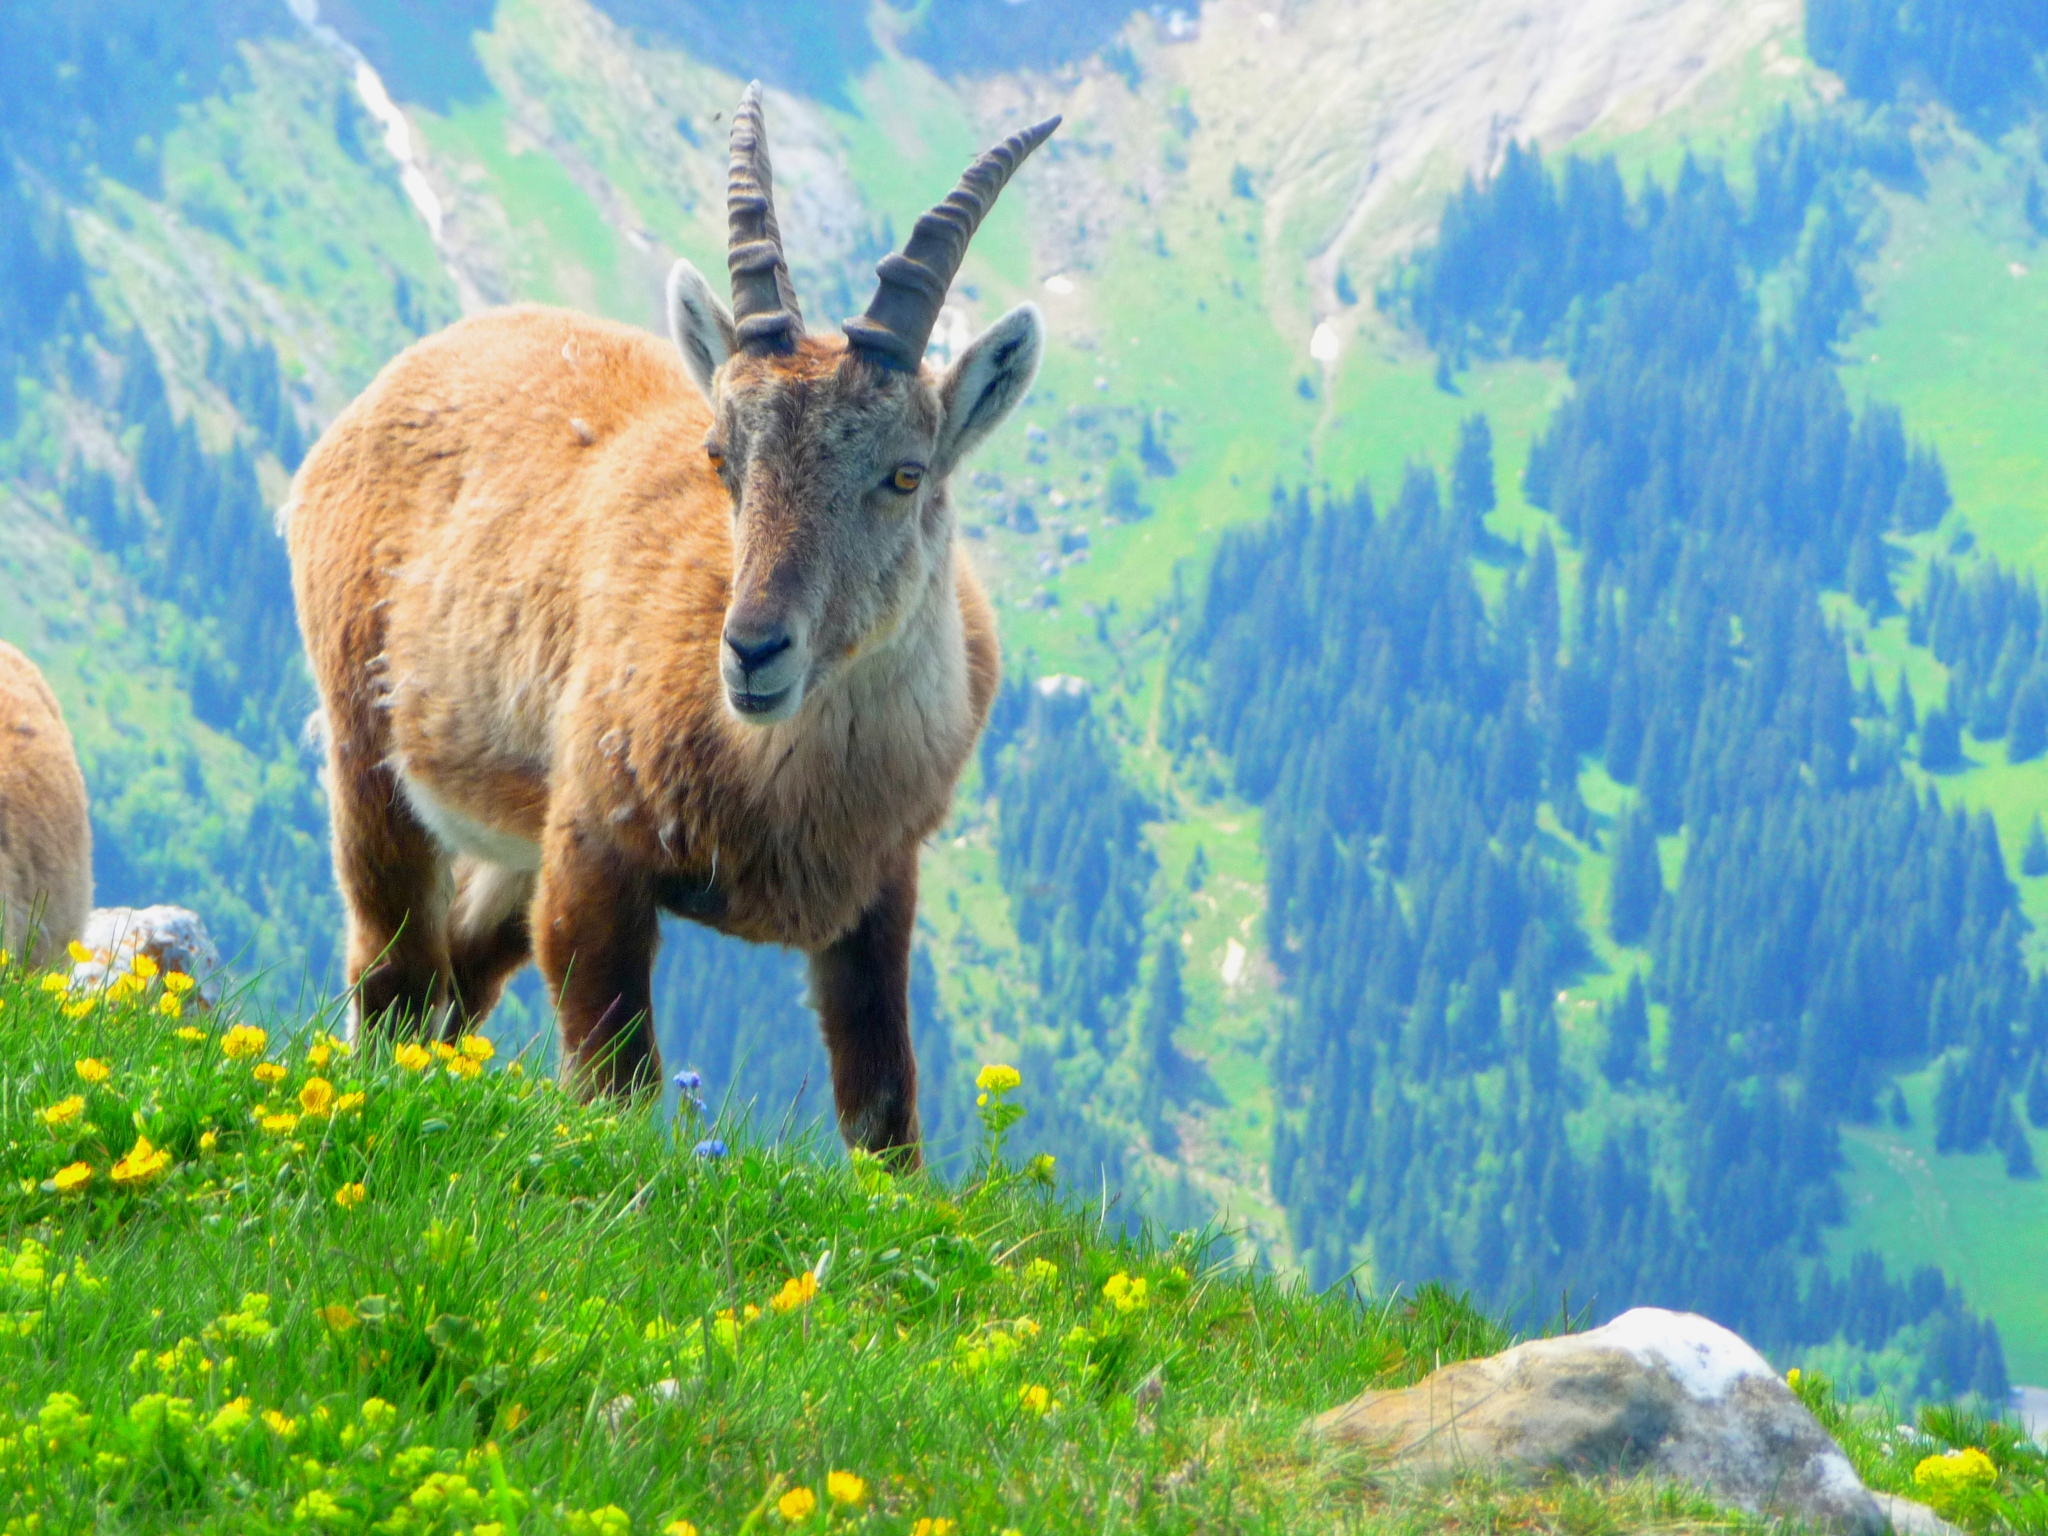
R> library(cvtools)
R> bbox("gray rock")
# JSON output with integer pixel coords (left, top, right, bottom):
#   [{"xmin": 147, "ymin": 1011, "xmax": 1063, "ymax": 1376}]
[
  {"xmin": 1312, "ymin": 1306, "xmax": 1884, "ymax": 1534},
  {"xmin": 1875, "ymin": 1493, "xmax": 1963, "ymax": 1536},
  {"xmin": 69, "ymin": 905, "xmax": 226, "ymax": 1008}
]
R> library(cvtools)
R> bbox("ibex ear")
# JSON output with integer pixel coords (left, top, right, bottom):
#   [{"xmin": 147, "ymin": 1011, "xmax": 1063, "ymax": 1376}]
[
  {"xmin": 934, "ymin": 304, "xmax": 1043, "ymax": 477},
  {"xmin": 667, "ymin": 258, "xmax": 736, "ymax": 401}
]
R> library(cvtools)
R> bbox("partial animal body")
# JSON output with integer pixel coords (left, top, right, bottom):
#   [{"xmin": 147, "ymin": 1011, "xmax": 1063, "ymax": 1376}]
[
  {"xmin": 0, "ymin": 641, "xmax": 92, "ymax": 968},
  {"xmin": 287, "ymin": 85, "xmax": 1055, "ymax": 1161}
]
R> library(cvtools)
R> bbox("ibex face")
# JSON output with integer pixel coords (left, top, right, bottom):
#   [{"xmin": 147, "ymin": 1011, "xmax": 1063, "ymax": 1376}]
[{"xmin": 667, "ymin": 84, "xmax": 1058, "ymax": 726}]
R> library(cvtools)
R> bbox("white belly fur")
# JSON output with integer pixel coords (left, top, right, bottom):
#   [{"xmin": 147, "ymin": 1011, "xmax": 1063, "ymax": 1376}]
[{"xmin": 396, "ymin": 769, "xmax": 544, "ymax": 874}]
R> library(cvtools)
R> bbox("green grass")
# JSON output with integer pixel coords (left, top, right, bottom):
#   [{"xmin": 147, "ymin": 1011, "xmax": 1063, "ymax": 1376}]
[
  {"xmin": 1827, "ymin": 1063, "xmax": 2048, "ymax": 1385},
  {"xmin": 0, "ymin": 959, "xmax": 2037, "ymax": 1534}
]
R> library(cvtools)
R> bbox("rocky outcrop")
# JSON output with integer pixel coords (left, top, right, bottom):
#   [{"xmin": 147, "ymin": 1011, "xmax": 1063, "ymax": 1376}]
[
  {"xmin": 1314, "ymin": 1308, "xmax": 1896, "ymax": 1533},
  {"xmin": 0, "ymin": 642, "xmax": 92, "ymax": 969},
  {"xmin": 69, "ymin": 906, "xmax": 225, "ymax": 1008}
]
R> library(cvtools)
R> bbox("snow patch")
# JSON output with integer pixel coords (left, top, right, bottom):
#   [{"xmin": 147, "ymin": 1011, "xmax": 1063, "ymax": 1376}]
[
  {"xmin": 1044, "ymin": 273, "xmax": 1076, "ymax": 296},
  {"xmin": 1310, "ymin": 321, "xmax": 1340, "ymax": 362},
  {"xmin": 1589, "ymin": 1307, "xmax": 1776, "ymax": 1403}
]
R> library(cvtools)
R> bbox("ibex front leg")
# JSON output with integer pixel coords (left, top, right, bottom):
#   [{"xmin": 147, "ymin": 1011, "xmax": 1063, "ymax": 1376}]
[
  {"xmin": 533, "ymin": 819, "xmax": 661, "ymax": 1098},
  {"xmin": 810, "ymin": 850, "xmax": 922, "ymax": 1167}
]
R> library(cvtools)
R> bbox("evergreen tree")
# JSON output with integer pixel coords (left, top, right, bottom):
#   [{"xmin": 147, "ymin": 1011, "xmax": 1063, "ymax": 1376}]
[
  {"xmin": 1608, "ymin": 806, "xmax": 1662, "ymax": 946},
  {"xmin": 1920, "ymin": 703, "xmax": 1963, "ymax": 771},
  {"xmin": 1450, "ymin": 413, "xmax": 1496, "ymax": 542},
  {"xmin": 2009, "ymin": 669, "xmax": 2048, "ymax": 762},
  {"xmin": 2023, "ymin": 817, "xmax": 2048, "ymax": 879},
  {"xmin": 2004, "ymin": 1113, "xmax": 2038, "ymax": 1180},
  {"xmin": 1601, "ymin": 972, "xmax": 1649, "ymax": 1085},
  {"xmin": 2027, "ymin": 1054, "xmax": 2048, "ymax": 1130}
]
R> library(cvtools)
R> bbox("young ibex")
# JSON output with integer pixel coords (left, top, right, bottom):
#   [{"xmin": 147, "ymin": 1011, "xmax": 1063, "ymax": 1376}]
[
  {"xmin": 288, "ymin": 85, "xmax": 1056, "ymax": 1161},
  {"xmin": 0, "ymin": 641, "xmax": 93, "ymax": 969}
]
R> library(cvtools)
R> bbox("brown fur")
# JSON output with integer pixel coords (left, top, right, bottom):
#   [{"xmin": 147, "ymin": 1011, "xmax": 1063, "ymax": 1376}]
[
  {"xmin": 0, "ymin": 642, "xmax": 93, "ymax": 968},
  {"xmin": 287, "ymin": 306, "xmax": 1015, "ymax": 1160}
]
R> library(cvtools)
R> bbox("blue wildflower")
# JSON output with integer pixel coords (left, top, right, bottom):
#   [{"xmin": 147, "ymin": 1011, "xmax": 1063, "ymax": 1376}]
[
  {"xmin": 673, "ymin": 1068, "xmax": 702, "ymax": 1093},
  {"xmin": 693, "ymin": 1138, "xmax": 727, "ymax": 1160}
]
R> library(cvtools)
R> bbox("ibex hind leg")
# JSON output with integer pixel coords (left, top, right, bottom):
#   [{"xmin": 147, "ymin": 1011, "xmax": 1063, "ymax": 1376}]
[
  {"xmin": 327, "ymin": 747, "xmax": 458, "ymax": 1042},
  {"xmin": 449, "ymin": 858, "xmax": 535, "ymax": 1025}
]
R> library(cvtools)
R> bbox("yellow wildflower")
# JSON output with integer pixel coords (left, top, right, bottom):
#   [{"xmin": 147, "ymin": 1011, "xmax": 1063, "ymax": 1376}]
[
  {"xmin": 253, "ymin": 1062, "xmax": 288, "ymax": 1086},
  {"xmin": 317, "ymin": 1304, "xmax": 358, "ymax": 1333},
  {"xmin": 771, "ymin": 1271, "xmax": 819, "ymax": 1313},
  {"xmin": 130, "ymin": 953, "xmax": 159, "ymax": 980},
  {"xmin": 335, "ymin": 1183, "xmax": 366, "ymax": 1210},
  {"xmin": 431, "ymin": 1041, "xmax": 458, "ymax": 1062},
  {"xmin": 1023, "ymin": 1257, "xmax": 1058, "ymax": 1286},
  {"xmin": 199, "ymin": 1131, "xmax": 219, "ymax": 1153},
  {"xmin": 459, "ymin": 1034, "xmax": 495, "ymax": 1062},
  {"xmin": 260, "ymin": 1112, "xmax": 299, "ymax": 1135},
  {"xmin": 173, "ymin": 1025, "xmax": 204, "ymax": 1043},
  {"xmin": 911, "ymin": 1522, "xmax": 957, "ymax": 1536},
  {"xmin": 62, "ymin": 999, "xmax": 93, "ymax": 1020},
  {"xmin": 396, "ymin": 1043, "xmax": 432, "ymax": 1073},
  {"xmin": 336, "ymin": 1091, "xmax": 365, "ymax": 1114},
  {"xmin": 1018, "ymin": 1383, "xmax": 1052, "ymax": 1415},
  {"xmin": 359, "ymin": 1398, "xmax": 397, "ymax": 1431},
  {"xmin": 163, "ymin": 972, "xmax": 196, "ymax": 997},
  {"xmin": 111, "ymin": 1134, "xmax": 172, "ymax": 1186},
  {"xmin": 37, "ymin": 1096, "xmax": 85, "ymax": 1129},
  {"xmin": 206, "ymin": 1397, "xmax": 253, "ymax": 1439},
  {"xmin": 299, "ymin": 1078, "xmax": 335, "ymax": 1116},
  {"xmin": 446, "ymin": 1053, "xmax": 483, "ymax": 1080},
  {"xmin": 262, "ymin": 1408, "xmax": 300, "ymax": 1440},
  {"xmin": 975, "ymin": 1063, "xmax": 1022, "ymax": 1094},
  {"xmin": 1915, "ymin": 1447, "xmax": 1997, "ymax": 1496},
  {"xmin": 1786, "ymin": 1368, "xmax": 1803, "ymax": 1390},
  {"xmin": 161, "ymin": 995, "xmax": 185, "ymax": 1020},
  {"xmin": 1103, "ymin": 1272, "xmax": 1149, "ymax": 1313},
  {"xmin": 664, "ymin": 1524, "xmax": 699, "ymax": 1536},
  {"xmin": 307, "ymin": 1043, "xmax": 331, "ymax": 1069},
  {"xmin": 51, "ymin": 1162, "xmax": 93, "ymax": 1196},
  {"xmin": 775, "ymin": 1487, "xmax": 816, "ymax": 1521},
  {"xmin": 40, "ymin": 971, "xmax": 69, "ymax": 993},
  {"xmin": 67, "ymin": 940, "xmax": 93, "ymax": 965},
  {"xmin": 221, "ymin": 1025, "xmax": 267, "ymax": 1060},
  {"xmin": 825, "ymin": 1471, "xmax": 866, "ymax": 1507}
]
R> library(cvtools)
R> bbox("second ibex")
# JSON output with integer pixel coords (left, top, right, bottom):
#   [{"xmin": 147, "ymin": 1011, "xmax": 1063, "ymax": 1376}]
[{"xmin": 287, "ymin": 84, "xmax": 1058, "ymax": 1163}]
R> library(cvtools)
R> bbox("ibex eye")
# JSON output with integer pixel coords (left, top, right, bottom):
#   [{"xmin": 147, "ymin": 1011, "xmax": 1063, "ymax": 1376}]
[
  {"xmin": 889, "ymin": 464, "xmax": 925, "ymax": 494},
  {"xmin": 704, "ymin": 441, "xmax": 725, "ymax": 467}
]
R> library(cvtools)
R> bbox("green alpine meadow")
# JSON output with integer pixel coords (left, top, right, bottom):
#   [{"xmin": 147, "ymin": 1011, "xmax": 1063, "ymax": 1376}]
[{"xmin": 0, "ymin": 955, "xmax": 2043, "ymax": 1533}]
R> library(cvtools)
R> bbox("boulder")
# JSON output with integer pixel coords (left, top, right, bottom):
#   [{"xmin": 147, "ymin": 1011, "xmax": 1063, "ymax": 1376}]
[
  {"xmin": 69, "ymin": 906, "xmax": 226, "ymax": 1008},
  {"xmin": 1312, "ymin": 1307, "xmax": 1885, "ymax": 1533}
]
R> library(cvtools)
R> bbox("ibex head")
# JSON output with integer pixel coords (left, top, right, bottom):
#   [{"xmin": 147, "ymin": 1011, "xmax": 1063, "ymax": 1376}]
[{"xmin": 668, "ymin": 83, "xmax": 1058, "ymax": 725}]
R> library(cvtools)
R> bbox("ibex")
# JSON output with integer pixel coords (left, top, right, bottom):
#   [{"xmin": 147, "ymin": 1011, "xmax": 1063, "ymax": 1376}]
[
  {"xmin": 288, "ymin": 85, "xmax": 1056, "ymax": 1161},
  {"xmin": 0, "ymin": 641, "xmax": 93, "ymax": 969}
]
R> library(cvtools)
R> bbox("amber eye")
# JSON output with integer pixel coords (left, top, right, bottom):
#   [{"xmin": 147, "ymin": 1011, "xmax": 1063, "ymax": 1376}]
[
  {"xmin": 705, "ymin": 441, "xmax": 725, "ymax": 468},
  {"xmin": 888, "ymin": 464, "xmax": 925, "ymax": 495}
]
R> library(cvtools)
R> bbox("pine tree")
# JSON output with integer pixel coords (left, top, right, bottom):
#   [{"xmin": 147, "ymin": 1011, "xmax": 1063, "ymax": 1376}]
[
  {"xmin": 1600, "ymin": 972, "xmax": 1649, "ymax": 1084},
  {"xmin": 1450, "ymin": 413, "xmax": 1496, "ymax": 542},
  {"xmin": 2010, "ymin": 669, "xmax": 2048, "ymax": 762},
  {"xmin": 1608, "ymin": 805, "xmax": 1663, "ymax": 945},
  {"xmin": 2024, "ymin": 818, "xmax": 2048, "ymax": 879},
  {"xmin": 1892, "ymin": 671, "xmax": 1917, "ymax": 733},
  {"xmin": 2004, "ymin": 1113, "xmax": 2038, "ymax": 1180},
  {"xmin": 2026, "ymin": 1054, "xmax": 2048, "ymax": 1130},
  {"xmin": 1920, "ymin": 702, "xmax": 1963, "ymax": 771}
]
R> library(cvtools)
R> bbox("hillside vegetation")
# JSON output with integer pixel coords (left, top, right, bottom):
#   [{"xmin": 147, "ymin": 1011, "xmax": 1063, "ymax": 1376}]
[
  {"xmin": 5, "ymin": 0, "xmax": 2048, "ymax": 1412},
  {"xmin": 2, "ymin": 956, "xmax": 2047, "ymax": 1534}
]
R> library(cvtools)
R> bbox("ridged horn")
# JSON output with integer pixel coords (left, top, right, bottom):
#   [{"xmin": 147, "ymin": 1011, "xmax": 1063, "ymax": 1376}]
[
  {"xmin": 844, "ymin": 114, "xmax": 1062, "ymax": 372},
  {"xmin": 726, "ymin": 81, "xmax": 803, "ymax": 353}
]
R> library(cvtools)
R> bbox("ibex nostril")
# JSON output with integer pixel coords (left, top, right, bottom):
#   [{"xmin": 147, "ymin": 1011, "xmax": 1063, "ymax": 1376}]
[{"xmin": 724, "ymin": 629, "xmax": 792, "ymax": 672}]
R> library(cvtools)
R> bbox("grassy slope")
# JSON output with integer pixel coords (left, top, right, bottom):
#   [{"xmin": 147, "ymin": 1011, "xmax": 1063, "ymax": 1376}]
[{"xmin": 2, "ymin": 961, "xmax": 2042, "ymax": 1533}]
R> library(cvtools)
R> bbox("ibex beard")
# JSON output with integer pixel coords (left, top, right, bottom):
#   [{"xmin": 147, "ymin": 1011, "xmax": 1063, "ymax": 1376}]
[{"xmin": 285, "ymin": 84, "xmax": 1058, "ymax": 1164}]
